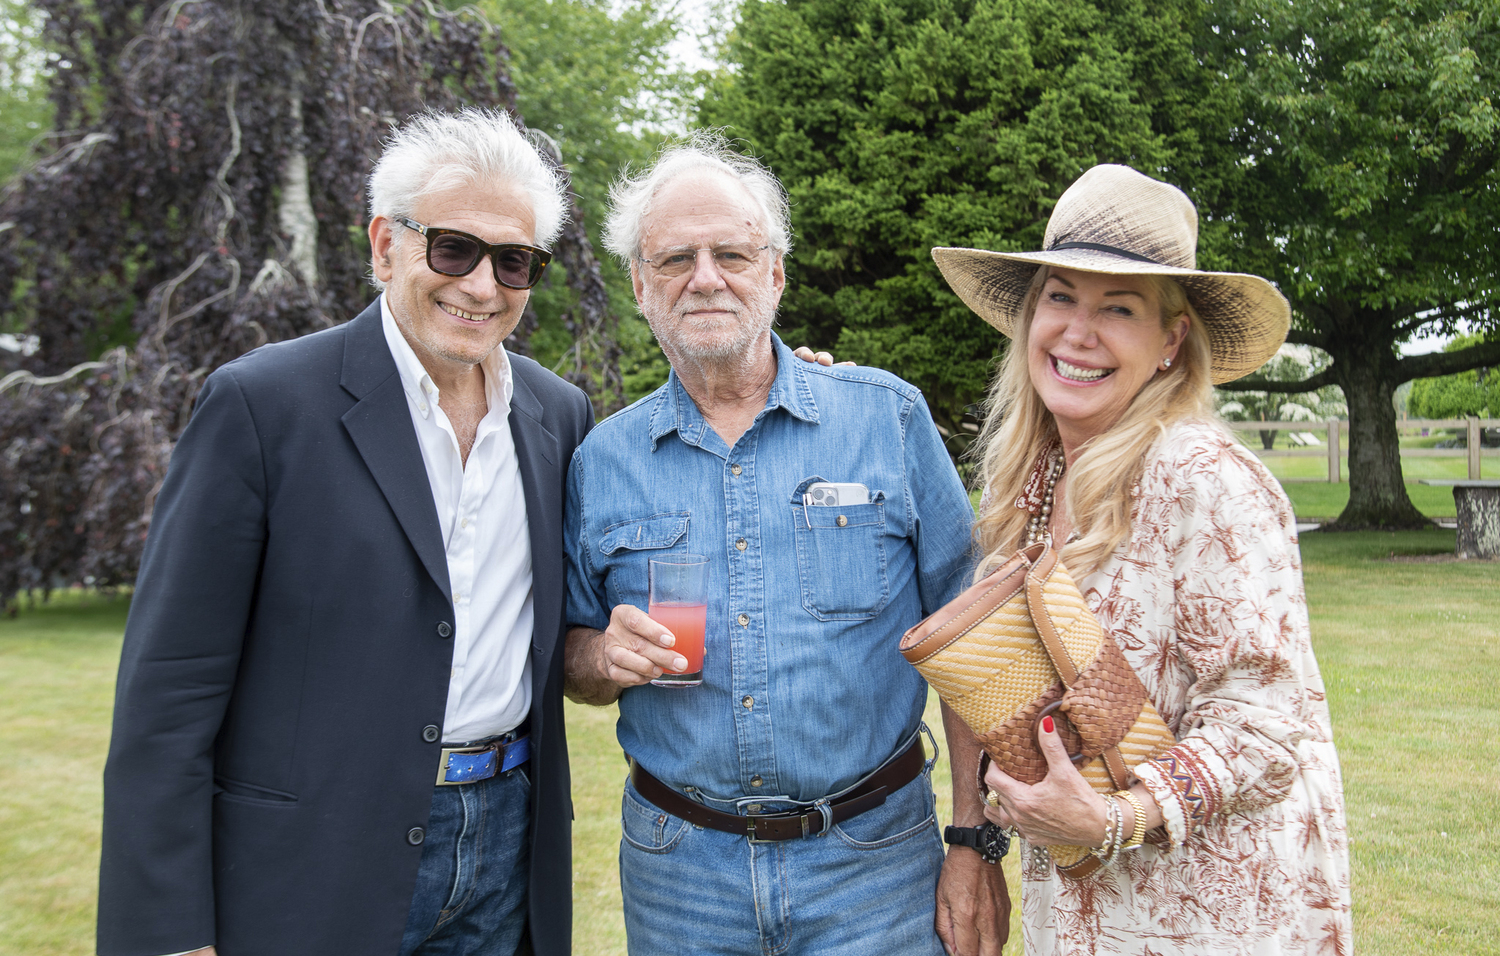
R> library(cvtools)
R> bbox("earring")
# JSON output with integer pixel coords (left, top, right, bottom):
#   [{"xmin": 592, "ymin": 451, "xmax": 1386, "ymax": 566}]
[{"xmin": 1162, "ymin": 357, "xmax": 1172, "ymax": 369}]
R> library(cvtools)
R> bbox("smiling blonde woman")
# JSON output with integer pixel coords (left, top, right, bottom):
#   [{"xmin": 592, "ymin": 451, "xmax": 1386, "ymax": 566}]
[{"xmin": 932, "ymin": 164, "xmax": 1351, "ymax": 955}]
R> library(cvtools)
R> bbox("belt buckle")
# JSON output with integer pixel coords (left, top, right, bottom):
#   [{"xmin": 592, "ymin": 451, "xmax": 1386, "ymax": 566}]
[
  {"xmin": 743, "ymin": 805, "xmax": 819, "ymax": 844},
  {"xmin": 745, "ymin": 813, "xmax": 785, "ymax": 844},
  {"xmin": 435, "ymin": 740, "xmax": 500, "ymax": 786}
]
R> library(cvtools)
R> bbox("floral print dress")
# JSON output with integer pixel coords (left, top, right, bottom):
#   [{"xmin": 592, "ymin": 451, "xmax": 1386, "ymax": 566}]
[{"xmin": 1018, "ymin": 420, "xmax": 1352, "ymax": 955}]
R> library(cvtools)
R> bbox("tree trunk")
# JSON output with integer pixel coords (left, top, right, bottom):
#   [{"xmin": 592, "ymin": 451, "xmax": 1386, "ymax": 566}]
[{"xmin": 1324, "ymin": 330, "xmax": 1430, "ymax": 530}]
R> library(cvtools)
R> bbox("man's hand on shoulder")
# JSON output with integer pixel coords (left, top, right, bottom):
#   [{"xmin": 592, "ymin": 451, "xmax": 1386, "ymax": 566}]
[
  {"xmin": 792, "ymin": 345, "xmax": 856, "ymax": 367},
  {"xmin": 563, "ymin": 606, "xmax": 688, "ymax": 705},
  {"xmin": 935, "ymin": 847, "xmax": 1010, "ymax": 956}
]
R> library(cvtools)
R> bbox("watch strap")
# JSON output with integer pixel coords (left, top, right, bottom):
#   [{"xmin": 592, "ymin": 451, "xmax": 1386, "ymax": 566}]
[
  {"xmin": 943, "ymin": 825, "xmax": 982, "ymax": 850},
  {"xmin": 943, "ymin": 823, "xmax": 1010, "ymax": 864}
]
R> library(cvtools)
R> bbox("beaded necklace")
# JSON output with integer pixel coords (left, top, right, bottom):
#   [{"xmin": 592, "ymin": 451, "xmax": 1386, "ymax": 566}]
[{"xmin": 1025, "ymin": 454, "xmax": 1065, "ymax": 546}]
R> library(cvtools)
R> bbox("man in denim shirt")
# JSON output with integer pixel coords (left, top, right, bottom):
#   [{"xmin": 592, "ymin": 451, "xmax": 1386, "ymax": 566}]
[{"xmin": 563, "ymin": 134, "xmax": 1010, "ymax": 956}]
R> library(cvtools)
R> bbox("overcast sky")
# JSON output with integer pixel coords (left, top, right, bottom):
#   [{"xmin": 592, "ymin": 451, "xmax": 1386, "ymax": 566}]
[{"xmin": 663, "ymin": 0, "xmax": 721, "ymax": 73}]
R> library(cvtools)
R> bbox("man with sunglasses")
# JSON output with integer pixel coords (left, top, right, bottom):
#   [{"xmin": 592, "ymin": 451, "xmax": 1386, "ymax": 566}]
[{"xmin": 99, "ymin": 109, "xmax": 591, "ymax": 956}]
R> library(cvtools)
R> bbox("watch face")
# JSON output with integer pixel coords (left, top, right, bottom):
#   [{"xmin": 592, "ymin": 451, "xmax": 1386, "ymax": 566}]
[{"xmin": 980, "ymin": 824, "xmax": 1011, "ymax": 862}]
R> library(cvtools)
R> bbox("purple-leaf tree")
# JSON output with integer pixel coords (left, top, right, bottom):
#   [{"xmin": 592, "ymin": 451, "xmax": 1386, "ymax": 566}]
[{"xmin": 0, "ymin": 0, "xmax": 621, "ymax": 606}]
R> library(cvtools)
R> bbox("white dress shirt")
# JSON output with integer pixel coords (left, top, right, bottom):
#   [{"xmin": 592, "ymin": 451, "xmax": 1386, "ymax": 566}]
[{"xmin": 381, "ymin": 296, "xmax": 535, "ymax": 743}]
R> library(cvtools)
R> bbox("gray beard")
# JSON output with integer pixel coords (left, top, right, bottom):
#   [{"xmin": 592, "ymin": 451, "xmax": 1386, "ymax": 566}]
[{"xmin": 642, "ymin": 288, "xmax": 779, "ymax": 364}]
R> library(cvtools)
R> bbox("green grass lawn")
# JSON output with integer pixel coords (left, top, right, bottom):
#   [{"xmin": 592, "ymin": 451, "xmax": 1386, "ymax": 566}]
[
  {"xmin": 1279, "ymin": 482, "xmax": 1463, "ymax": 521},
  {"xmin": 0, "ymin": 592, "xmax": 126, "ymax": 956},
  {"xmin": 1232, "ymin": 431, "xmax": 1498, "ymax": 520},
  {"xmin": 3, "ymin": 533, "xmax": 1496, "ymax": 954}
]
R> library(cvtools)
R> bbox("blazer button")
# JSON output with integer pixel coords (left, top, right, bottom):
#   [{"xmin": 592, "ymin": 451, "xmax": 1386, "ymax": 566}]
[
  {"xmin": 437, "ymin": 621, "xmax": 452, "ymax": 638},
  {"xmin": 407, "ymin": 827, "xmax": 425, "ymax": 846},
  {"xmin": 422, "ymin": 725, "xmax": 440, "ymax": 743}
]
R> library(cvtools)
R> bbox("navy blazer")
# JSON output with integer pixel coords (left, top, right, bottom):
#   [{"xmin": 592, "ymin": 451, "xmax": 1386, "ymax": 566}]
[{"xmin": 98, "ymin": 302, "xmax": 592, "ymax": 956}]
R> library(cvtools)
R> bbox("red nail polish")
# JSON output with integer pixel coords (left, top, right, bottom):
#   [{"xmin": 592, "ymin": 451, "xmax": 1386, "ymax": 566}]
[{"xmin": 1042, "ymin": 715, "xmax": 1055, "ymax": 734}]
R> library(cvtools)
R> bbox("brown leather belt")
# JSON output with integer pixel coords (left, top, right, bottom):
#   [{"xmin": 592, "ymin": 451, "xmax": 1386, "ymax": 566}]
[{"xmin": 628, "ymin": 735, "xmax": 926, "ymax": 841}]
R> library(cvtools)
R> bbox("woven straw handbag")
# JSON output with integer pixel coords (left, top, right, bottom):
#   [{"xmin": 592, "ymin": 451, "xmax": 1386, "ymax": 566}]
[{"xmin": 900, "ymin": 541, "xmax": 1176, "ymax": 878}]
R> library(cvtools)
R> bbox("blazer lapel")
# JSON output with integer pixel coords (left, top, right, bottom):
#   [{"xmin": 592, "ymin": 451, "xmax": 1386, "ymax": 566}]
[
  {"xmin": 508, "ymin": 365, "xmax": 561, "ymax": 684},
  {"xmin": 339, "ymin": 303, "xmax": 452, "ymax": 598}
]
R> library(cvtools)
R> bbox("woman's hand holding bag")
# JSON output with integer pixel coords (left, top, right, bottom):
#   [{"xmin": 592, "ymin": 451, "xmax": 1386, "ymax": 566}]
[{"xmin": 900, "ymin": 541, "xmax": 1176, "ymax": 877}]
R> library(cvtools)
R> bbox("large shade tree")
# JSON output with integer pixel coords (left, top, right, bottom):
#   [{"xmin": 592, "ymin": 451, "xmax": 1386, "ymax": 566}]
[
  {"xmin": 0, "ymin": 0, "xmax": 621, "ymax": 603},
  {"xmin": 699, "ymin": 0, "xmax": 1242, "ymax": 454},
  {"xmin": 1207, "ymin": 0, "xmax": 1499, "ymax": 528}
]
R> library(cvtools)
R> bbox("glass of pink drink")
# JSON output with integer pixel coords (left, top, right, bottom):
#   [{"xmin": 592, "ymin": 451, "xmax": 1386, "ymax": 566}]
[{"xmin": 648, "ymin": 554, "xmax": 708, "ymax": 687}]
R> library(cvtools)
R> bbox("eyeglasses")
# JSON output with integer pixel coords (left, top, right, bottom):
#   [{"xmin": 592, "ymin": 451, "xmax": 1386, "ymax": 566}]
[
  {"xmin": 395, "ymin": 217, "xmax": 552, "ymax": 290},
  {"xmin": 637, "ymin": 243, "xmax": 771, "ymax": 279}
]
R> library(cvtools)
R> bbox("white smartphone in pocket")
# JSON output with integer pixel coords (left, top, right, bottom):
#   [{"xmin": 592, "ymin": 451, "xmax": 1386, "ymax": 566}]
[{"xmin": 804, "ymin": 482, "xmax": 869, "ymax": 507}]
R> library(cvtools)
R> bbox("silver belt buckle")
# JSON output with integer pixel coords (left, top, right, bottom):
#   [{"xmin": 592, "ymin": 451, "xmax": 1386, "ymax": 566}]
[{"xmin": 434, "ymin": 740, "xmax": 498, "ymax": 786}]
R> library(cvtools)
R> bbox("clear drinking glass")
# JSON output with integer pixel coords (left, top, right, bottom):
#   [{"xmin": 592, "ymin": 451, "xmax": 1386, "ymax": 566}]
[{"xmin": 648, "ymin": 554, "xmax": 708, "ymax": 687}]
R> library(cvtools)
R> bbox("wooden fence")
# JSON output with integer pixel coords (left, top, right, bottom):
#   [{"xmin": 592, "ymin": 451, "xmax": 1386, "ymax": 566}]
[{"xmin": 1225, "ymin": 417, "xmax": 1500, "ymax": 482}]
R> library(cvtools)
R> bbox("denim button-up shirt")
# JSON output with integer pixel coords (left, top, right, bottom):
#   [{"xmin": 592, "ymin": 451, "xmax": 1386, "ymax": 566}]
[{"xmin": 565, "ymin": 335, "xmax": 974, "ymax": 804}]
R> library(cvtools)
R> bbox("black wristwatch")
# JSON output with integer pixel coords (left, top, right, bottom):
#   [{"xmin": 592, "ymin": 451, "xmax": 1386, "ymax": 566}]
[{"xmin": 943, "ymin": 823, "xmax": 1011, "ymax": 864}]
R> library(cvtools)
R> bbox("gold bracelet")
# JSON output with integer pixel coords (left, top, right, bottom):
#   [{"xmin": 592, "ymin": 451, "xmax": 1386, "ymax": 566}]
[{"xmin": 1113, "ymin": 789, "xmax": 1149, "ymax": 849}]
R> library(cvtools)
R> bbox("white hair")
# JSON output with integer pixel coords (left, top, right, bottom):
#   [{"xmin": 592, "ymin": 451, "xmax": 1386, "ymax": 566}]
[
  {"xmin": 367, "ymin": 107, "xmax": 568, "ymax": 253},
  {"xmin": 602, "ymin": 130, "xmax": 792, "ymax": 262}
]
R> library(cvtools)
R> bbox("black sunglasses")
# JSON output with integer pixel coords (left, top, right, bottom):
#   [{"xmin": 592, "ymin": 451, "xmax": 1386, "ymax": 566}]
[{"xmin": 395, "ymin": 217, "xmax": 552, "ymax": 290}]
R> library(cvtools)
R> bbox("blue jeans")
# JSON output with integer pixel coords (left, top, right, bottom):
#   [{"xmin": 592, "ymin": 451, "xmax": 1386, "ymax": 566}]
[
  {"xmin": 619, "ymin": 770, "xmax": 946, "ymax": 955},
  {"xmin": 399, "ymin": 767, "xmax": 531, "ymax": 956}
]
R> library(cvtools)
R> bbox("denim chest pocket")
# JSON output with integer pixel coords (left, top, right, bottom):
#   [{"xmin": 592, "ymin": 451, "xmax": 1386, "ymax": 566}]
[
  {"xmin": 790, "ymin": 477, "xmax": 890, "ymax": 621},
  {"xmin": 599, "ymin": 512, "xmax": 690, "ymax": 606}
]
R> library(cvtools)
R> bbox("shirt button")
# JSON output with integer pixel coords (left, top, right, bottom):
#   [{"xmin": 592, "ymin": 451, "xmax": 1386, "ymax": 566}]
[
  {"xmin": 460, "ymin": 518, "xmax": 469, "ymax": 529},
  {"xmin": 418, "ymin": 403, "xmax": 429, "ymax": 413},
  {"xmin": 437, "ymin": 621, "xmax": 452, "ymax": 638},
  {"xmin": 737, "ymin": 614, "xmax": 749, "ymax": 627},
  {"xmin": 730, "ymin": 464, "xmax": 742, "ymax": 476},
  {"xmin": 406, "ymin": 827, "xmax": 425, "ymax": 846},
  {"xmin": 750, "ymin": 775, "xmax": 763, "ymax": 788},
  {"xmin": 735, "ymin": 538, "xmax": 747, "ymax": 551},
  {"xmin": 422, "ymin": 725, "xmax": 440, "ymax": 743},
  {"xmin": 742, "ymin": 695, "xmax": 754, "ymax": 709}
]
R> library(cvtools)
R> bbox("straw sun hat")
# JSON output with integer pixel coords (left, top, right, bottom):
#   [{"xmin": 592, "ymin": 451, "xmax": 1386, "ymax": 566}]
[{"xmin": 932, "ymin": 164, "xmax": 1290, "ymax": 384}]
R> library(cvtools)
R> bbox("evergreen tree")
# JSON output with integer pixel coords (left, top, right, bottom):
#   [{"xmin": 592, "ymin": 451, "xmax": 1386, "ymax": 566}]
[{"xmin": 701, "ymin": 0, "xmax": 1240, "ymax": 451}]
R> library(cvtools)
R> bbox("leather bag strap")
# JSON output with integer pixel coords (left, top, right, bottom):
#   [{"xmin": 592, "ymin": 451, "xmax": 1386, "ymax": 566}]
[
  {"xmin": 1098, "ymin": 744, "xmax": 1132, "ymax": 792},
  {"xmin": 1024, "ymin": 543, "xmax": 1134, "ymax": 792},
  {"xmin": 899, "ymin": 553, "xmax": 1030, "ymax": 663},
  {"xmin": 1025, "ymin": 544, "xmax": 1082, "ymax": 685}
]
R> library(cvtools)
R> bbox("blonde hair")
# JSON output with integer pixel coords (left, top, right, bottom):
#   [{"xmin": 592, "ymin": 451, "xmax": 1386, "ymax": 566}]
[{"xmin": 972, "ymin": 266, "xmax": 1215, "ymax": 577}]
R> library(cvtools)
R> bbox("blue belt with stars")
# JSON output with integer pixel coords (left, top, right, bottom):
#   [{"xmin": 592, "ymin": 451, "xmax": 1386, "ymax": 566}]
[{"xmin": 435, "ymin": 723, "xmax": 531, "ymax": 786}]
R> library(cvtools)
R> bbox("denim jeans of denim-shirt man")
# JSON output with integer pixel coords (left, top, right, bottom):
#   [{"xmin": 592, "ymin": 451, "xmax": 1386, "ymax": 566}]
[{"xmin": 565, "ymin": 333, "xmax": 975, "ymax": 954}]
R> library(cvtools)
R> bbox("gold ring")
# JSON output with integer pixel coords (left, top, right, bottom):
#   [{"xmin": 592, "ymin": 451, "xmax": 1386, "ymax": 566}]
[{"xmin": 985, "ymin": 789, "xmax": 1001, "ymax": 807}]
